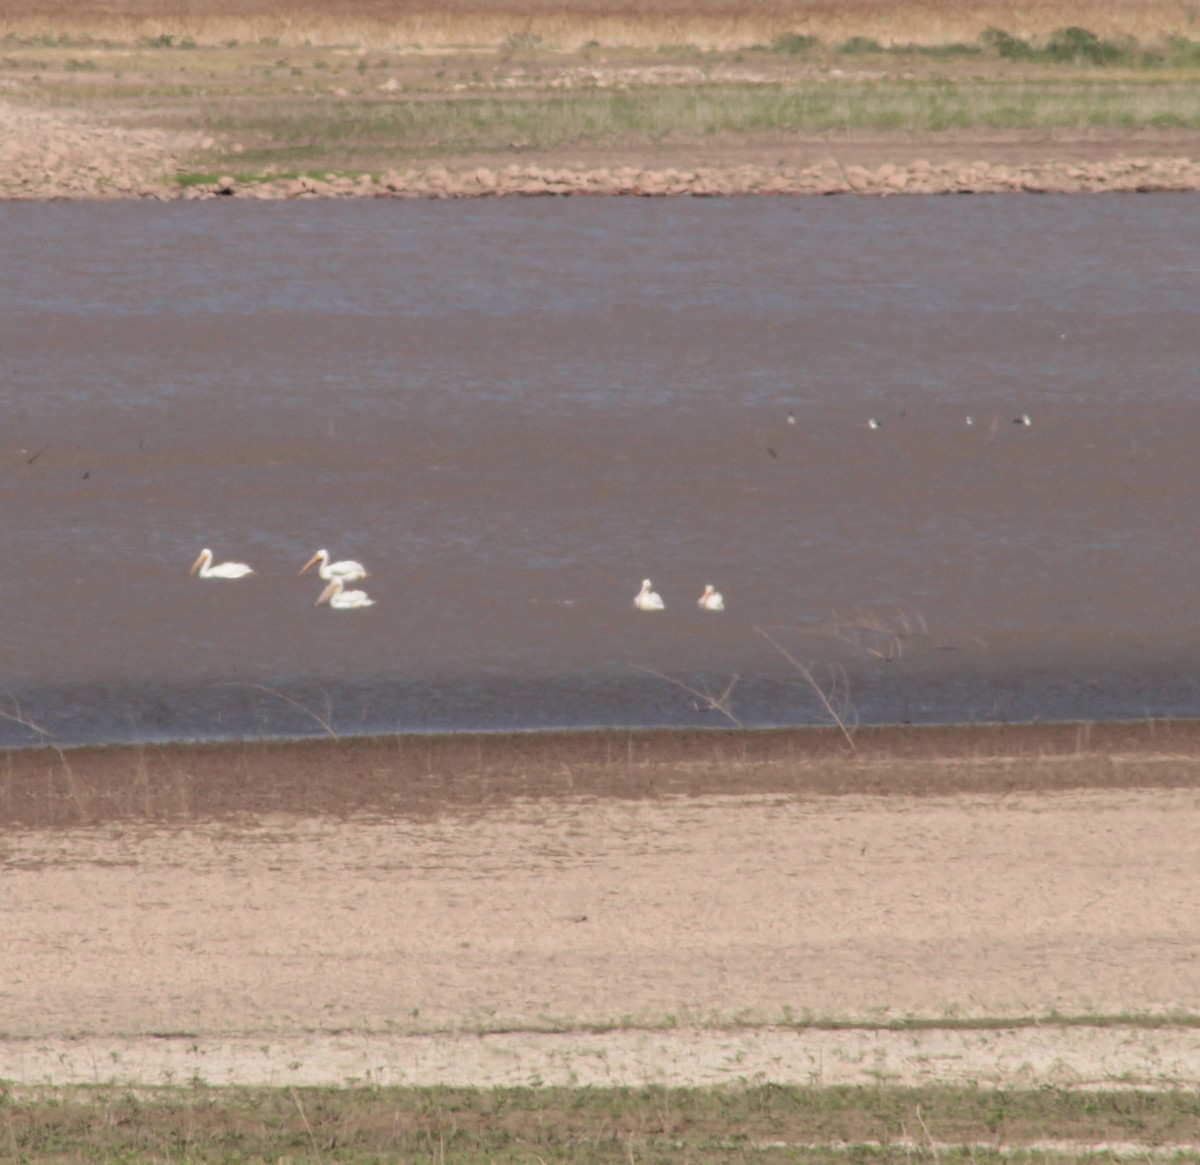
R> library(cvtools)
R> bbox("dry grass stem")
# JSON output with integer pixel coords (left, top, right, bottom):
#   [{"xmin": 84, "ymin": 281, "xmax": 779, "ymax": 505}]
[
  {"xmin": 223, "ymin": 682, "xmax": 341, "ymax": 741},
  {"xmin": 0, "ymin": 691, "xmax": 56, "ymax": 742},
  {"xmin": 830, "ymin": 606, "xmax": 929, "ymax": 661},
  {"xmin": 754, "ymin": 626, "xmax": 856, "ymax": 750},
  {"xmin": 632, "ymin": 665, "xmax": 742, "ymax": 728}
]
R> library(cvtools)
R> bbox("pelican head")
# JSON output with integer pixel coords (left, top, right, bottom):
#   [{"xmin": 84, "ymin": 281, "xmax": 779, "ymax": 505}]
[
  {"xmin": 300, "ymin": 549, "xmax": 329, "ymax": 576},
  {"xmin": 189, "ymin": 549, "xmax": 212, "ymax": 575}
]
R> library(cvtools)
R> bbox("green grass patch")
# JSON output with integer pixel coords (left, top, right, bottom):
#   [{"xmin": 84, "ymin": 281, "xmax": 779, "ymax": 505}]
[
  {"xmin": 840, "ymin": 35, "xmax": 883, "ymax": 55},
  {"xmin": 8, "ymin": 31, "xmax": 1200, "ymax": 181},
  {"xmin": 2, "ymin": 1084, "xmax": 1199, "ymax": 1164},
  {"xmin": 174, "ymin": 168, "xmax": 376, "ymax": 185},
  {"xmin": 771, "ymin": 32, "xmax": 820, "ymax": 54},
  {"xmin": 157, "ymin": 78, "xmax": 1200, "ymax": 173},
  {"xmin": 1044, "ymin": 26, "xmax": 1127, "ymax": 65}
]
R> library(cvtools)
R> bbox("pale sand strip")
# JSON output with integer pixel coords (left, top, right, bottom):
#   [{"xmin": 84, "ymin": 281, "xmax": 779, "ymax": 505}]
[
  {"xmin": 2, "ymin": 1025, "xmax": 1199, "ymax": 1089},
  {"xmin": 2, "ymin": 789, "xmax": 1198, "ymax": 1087}
]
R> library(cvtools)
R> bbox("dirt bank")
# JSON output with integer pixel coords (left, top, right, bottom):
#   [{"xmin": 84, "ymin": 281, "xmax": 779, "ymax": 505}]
[
  {"xmin": 2, "ymin": 724, "xmax": 1200, "ymax": 1087},
  {"xmin": 3, "ymin": 784, "xmax": 1199, "ymax": 1085},
  {"xmin": 5, "ymin": 720, "xmax": 1200, "ymax": 830},
  {"xmin": 3, "ymin": 93, "xmax": 1199, "ymax": 202},
  {"xmin": 3, "ymin": 39, "xmax": 1200, "ymax": 202}
]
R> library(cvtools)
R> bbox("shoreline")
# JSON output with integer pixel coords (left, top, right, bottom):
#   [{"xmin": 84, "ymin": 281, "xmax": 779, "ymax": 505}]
[
  {"xmin": 6, "ymin": 721, "xmax": 1199, "ymax": 1094},
  {"xmin": 172, "ymin": 154, "xmax": 1200, "ymax": 200},
  {"xmin": 5, "ymin": 717, "xmax": 1200, "ymax": 829},
  {"xmin": 7, "ymin": 155, "xmax": 1200, "ymax": 202},
  {"xmin": 5, "ymin": 783, "xmax": 1199, "ymax": 1081}
]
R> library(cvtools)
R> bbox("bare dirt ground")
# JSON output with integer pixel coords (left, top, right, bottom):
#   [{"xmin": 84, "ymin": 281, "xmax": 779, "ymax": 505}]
[
  {"xmin": 3, "ymin": 88, "xmax": 1199, "ymax": 200},
  {"xmin": 2, "ymin": 10, "xmax": 1200, "ymax": 199},
  {"xmin": 3, "ymin": 724, "xmax": 1199, "ymax": 1088}
]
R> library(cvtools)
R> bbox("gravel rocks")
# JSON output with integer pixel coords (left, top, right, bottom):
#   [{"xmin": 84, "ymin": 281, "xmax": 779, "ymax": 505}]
[
  {"xmin": 205, "ymin": 156, "xmax": 1200, "ymax": 199},
  {"xmin": 2, "ymin": 98, "xmax": 1198, "ymax": 200}
]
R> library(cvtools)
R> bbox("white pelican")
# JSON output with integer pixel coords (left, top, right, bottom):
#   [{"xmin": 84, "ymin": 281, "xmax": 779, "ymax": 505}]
[
  {"xmin": 698, "ymin": 584, "xmax": 725, "ymax": 611},
  {"xmin": 316, "ymin": 576, "xmax": 374, "ymax": 610},
  {"xmin": 300, "ymin": 548, "xmax": 368, "ymax": 583},
  {"xmin": 190, "ymin": 548, "xmax": 254, "ymax": 579},
  {"xmin": 1014, "ymin": 413, "xmax": 1032, "ymax": 427},
  {"xmin": 634, "ymin": 579, "xmax": 665, "ymax": 611},
  {"xmin": 867, "ymin": 417, "xmax": 881, "ymax": 430}
]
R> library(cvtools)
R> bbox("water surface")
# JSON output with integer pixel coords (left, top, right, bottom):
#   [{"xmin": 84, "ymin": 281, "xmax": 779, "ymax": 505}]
[{"xmin": 3, "ymin": 195, "xmax": 1199, "ymax": 745}]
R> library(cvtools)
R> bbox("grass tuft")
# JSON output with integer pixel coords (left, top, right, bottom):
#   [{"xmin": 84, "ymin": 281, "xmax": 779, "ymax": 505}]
[
  {"xmin": 2, "ymin": 1083, "xmax": 1200, "ymax": 1162},
  {"xmin": 1044, "ymin": 25, "xmax": 1127, "ymax": 65},
  {"xmin": 840, "ymin": 35, "xmax": 883, "ymax": 55},
  {"xmin": 770, "ymin": 32, "xmax": 819, "ymax": 54}
]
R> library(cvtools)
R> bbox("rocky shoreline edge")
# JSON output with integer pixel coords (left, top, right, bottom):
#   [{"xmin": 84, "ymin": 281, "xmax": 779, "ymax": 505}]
[{"xmin": 6, "ymin": 154, "xmax": 1200, "ymax": 200}]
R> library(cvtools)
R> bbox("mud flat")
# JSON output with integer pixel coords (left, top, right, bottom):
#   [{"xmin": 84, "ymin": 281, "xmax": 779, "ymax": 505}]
[{"xmin": 2, "ymin": 723, "xmax": 1199, "ymax": 1089}]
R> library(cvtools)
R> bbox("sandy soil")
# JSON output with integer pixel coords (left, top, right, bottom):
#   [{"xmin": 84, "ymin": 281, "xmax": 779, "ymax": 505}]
[
  {"xmin": 2, "ymin": 725, "xmax": 1199, "ymax": 1088},
  {"xmin": 4, "ymin": 92, "xmax": 1197, "ymax": 200},
  {"xmin": 2, "ymin": 78, "xmax": 1200, "ymax": 198}
]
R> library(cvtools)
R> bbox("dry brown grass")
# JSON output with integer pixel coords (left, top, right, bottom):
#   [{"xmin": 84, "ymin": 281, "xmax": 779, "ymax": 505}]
[
  {"xmin": 2, "ymin": 0, "xmax": 1197, "ymax": 50},
  {"xmin": 3, "ymin": 720, "xmax": 1200, "ymax": 829},
  {"xmin": 7, "ymin": 1083, "xmax": 1200, "ymax": 1163}
]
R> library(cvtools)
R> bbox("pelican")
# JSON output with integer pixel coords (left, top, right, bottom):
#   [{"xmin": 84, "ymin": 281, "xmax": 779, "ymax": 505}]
[
  {"xmin": 698, "ymin": 584, "xmax": 725, "ymax": 611},
  {"xmin": 316, "ymin": 576, "xmax": 374, "ymax": 610},
  {"xmin": 190, "ymin": 548, "xmax": 254, "ymax": 579},
  {"xmin": 1014, "ymin": 414, "xmax": 1032, "ymax": 427},
  {"xmin": 867, "ymin": 417, "xmax": 881, "ymax": 430},
  {"xmin": 634, "ymin": 579, "xmax": 665, "ymax": 611},
  {"xmin": 300, "ymin": 548, "xmax": 368, "ymax": 583}
]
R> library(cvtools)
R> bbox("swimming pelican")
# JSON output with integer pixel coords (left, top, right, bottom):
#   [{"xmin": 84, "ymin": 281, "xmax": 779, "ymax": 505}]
[
  {"xmin": 1014, "ymin": 414, "xmax": 1032, "ymax": 427},
  {"xmin": 634, "ymin": 579, "xmax": 665, "ymax": 611},
  {"xmin": 316, "ymin": 576, "xmax": 374, "ymax": 610},
  {"xmin": 300, "ymin": 548, "xmax": 368, "ymax": 583},
  {"xmin": 867, "ymin": 417, "xmax": 881, "ymax": 430},
  {"xmin": 190, "ymin": 548, "xmax": 254, "ymax": 579},
  {"xmin": 698, "ymin": 584, "xmax": 725, "ymax": 611}
]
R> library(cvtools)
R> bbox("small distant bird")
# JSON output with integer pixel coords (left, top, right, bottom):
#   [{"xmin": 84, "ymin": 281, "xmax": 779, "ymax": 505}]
[
  {"xmin": 190, "ymin": 548, "xmax": 254, "ymax": 579},
  {"xmin": 1014, "ymin": 414, "xmax": 1032, "ymax": 427},
  {"xmin": 787, "ymin": 411, "xmax": 796, "ymax": 426},
  {"xmin": 965, "ymin": 415, "xmax": 974, "ymax": 426},
  {"xmin": 867, "ymin": 418, "xmax": 881, "ymax": 430},
  {"xmin": 316, "ymin": 576, "xmax": 374, "ymax": 609},
  {"xmin": 300, "ymin": 548, "xmax": 368, "ymax": 583},
  {"xmin": 634, "ymin": 579, "xmax": 665, "ymax": 611},
  {"xmin": 698, "ymin": 584, "xmax": 725, "ymax": 611}
]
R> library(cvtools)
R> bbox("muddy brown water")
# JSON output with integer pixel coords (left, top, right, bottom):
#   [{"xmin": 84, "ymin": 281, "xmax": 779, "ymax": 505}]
[{"xmin": 2, "ymin": 194, "xmax": 1199, "ymax": 746}]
